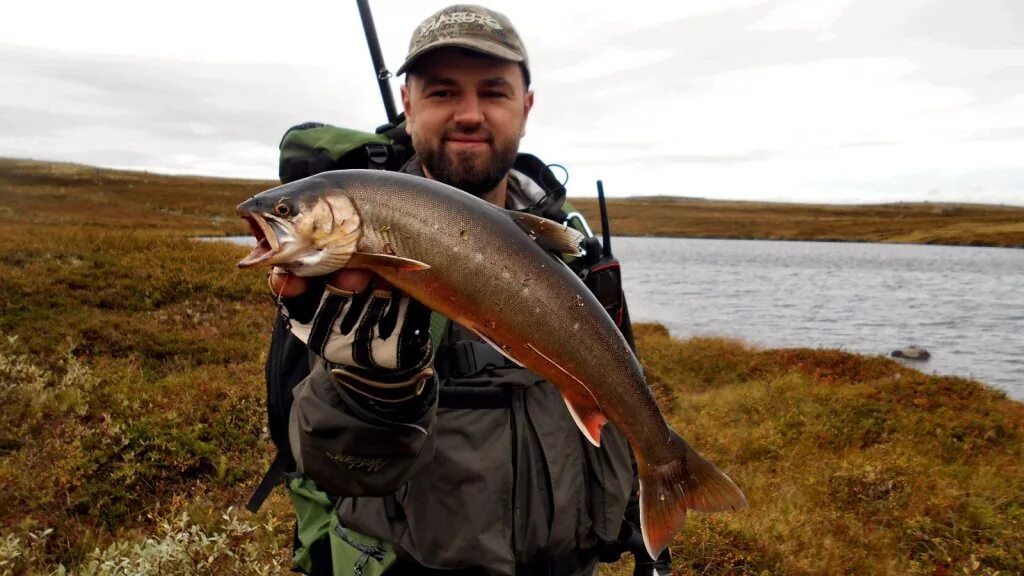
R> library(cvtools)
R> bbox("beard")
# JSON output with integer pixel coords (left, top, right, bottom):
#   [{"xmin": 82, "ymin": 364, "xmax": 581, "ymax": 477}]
[{"xmin": 416, "ymin": 129, "xmax": 520, "ymax": 197}]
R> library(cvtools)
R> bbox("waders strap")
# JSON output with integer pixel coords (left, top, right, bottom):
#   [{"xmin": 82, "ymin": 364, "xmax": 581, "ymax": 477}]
[
  {"xmin": 437, "ymin": 386, "xmax": 513, "ymax": 410},
  {"xmin": 246, "ymin": 451, "xmax": 291, "ymax": 513}
]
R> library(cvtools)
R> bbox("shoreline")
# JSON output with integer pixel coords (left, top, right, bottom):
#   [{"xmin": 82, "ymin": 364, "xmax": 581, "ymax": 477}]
[{"xmin": 592, "ymin": 232, "xmax": 1024, "ymax": 249}]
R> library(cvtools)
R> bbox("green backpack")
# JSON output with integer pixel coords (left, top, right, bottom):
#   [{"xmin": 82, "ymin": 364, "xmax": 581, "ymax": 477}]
[{"xmin": 278, "ymin": 121, "xmax": 412, "ymax": 183}]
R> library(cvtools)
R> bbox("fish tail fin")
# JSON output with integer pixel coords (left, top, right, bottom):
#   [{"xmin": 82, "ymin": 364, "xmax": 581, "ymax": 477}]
[{"xmin": 637, "ymin": 431, "xmax": 748, "ymax": 559}]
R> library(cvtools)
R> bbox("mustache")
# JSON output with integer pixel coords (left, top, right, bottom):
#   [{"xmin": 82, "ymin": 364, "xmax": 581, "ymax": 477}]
[{"xmin": 443, "ymin": 129, "xmax": 494, "ymax": 143}]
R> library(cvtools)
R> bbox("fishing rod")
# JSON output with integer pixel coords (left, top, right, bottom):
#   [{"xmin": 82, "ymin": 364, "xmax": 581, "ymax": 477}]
[{"xmin": 356, "ymin": 0, "xmax": 399, "ymax": 125}]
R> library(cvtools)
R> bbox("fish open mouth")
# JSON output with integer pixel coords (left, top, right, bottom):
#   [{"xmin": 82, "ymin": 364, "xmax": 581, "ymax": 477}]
[{"xmin": 237, "ymin": 213, "xmax": 281, "ymax": 268}]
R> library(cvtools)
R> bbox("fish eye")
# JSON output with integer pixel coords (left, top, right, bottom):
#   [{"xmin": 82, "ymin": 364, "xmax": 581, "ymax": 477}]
[{"xmin": 274, "ymin": 202, "xmax": 291, "ymax": 217}]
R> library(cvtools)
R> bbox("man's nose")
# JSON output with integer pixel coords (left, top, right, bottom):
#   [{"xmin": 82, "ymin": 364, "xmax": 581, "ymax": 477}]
[{"xmin": 453, "ymin": 94, "xmax": 484, "ymax": 126}]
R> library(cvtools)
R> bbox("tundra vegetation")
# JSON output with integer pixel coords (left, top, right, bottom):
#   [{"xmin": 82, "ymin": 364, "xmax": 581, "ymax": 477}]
[{"xmin": 0, "ymin": 158, "xmax": 1021, "ymax": 575}]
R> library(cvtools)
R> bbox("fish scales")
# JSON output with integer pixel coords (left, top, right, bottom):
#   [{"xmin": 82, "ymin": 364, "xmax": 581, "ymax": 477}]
[{"xmin": 342, "ymin": 171, "xmax": 664, "ymax": 450}]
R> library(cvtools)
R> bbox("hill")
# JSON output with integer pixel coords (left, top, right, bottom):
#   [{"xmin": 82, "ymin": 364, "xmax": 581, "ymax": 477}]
[{"xmin": 3, "ymin": 157, "xmax": 1022, "ymax": 247}]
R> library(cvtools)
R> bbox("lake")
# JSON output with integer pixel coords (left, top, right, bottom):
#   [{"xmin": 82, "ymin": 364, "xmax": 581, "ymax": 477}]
[
  {"xmin": 612, "ymin": 237, "xmax": 1023, "ymax": 400},
  {"xmin": 212, "ymin": 235, "xmax": 1024, "ymax": 400}
]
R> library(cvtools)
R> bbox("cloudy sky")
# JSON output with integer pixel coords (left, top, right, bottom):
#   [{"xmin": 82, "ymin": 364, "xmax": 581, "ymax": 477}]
[{"xmin": 2, "ymin": 0, "xmax": 1022, "ymax": 204}]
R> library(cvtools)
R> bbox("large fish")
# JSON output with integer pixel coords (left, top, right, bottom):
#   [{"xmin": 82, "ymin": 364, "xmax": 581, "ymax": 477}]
[{"xmin": 236, "ymin": 169, "xmax": 747, "ymax": 558}]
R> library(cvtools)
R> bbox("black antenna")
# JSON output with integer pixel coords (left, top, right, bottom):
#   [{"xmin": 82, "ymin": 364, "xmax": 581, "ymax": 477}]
[
  {"xmin": 597, "ymin": 180, "xmax": 612, "ymax": 258},
  {"xmin": 356, "ymin": 0, "xmax": 399, "ymax": 124}
]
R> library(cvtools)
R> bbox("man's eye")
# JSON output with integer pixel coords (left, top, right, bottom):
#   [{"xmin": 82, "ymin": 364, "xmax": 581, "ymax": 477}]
[
  {"xmin": 483, "ymin": 91, "xmax": 509, "ymax": 99},
  {"xmin": 428, "ymin": 90, "xmax": 455, "ymax": 99}
]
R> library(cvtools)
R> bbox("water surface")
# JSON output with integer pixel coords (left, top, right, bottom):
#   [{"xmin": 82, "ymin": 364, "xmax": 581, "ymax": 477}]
[{"xmin": 613, "ymin": 237, "xmax": 1023, "ymax": 400}]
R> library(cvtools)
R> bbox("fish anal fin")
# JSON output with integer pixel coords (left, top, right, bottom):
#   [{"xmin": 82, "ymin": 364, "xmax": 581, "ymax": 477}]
[
  {"xmin": 561, "ymin": 388, "xmax": 607, "ymax": 447},
  {"xmin": 348, "ymin": 252, "xmax": 430, "ymax": 271},
  {"xmin": 637, "ymin": 432, "xmax": 748, "ymax": 559},
  {"xmin": 509, "ymin": 212, "xmax": 584, "ymax": 256}
]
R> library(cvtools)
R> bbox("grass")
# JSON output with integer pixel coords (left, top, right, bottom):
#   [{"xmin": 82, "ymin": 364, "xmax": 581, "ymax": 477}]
[{"xmin": 1, "ymin": 158, "xmax": 1022, "ymax": 574}]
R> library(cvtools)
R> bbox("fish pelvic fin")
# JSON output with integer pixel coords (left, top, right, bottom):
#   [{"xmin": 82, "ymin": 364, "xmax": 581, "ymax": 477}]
[
  {"xmin": 509, "ymin": 211, "xmax": 584, "ymax": 256},
  {"xmin": 561, "ymin": 388, "xmax": 607, "ymax": 447},
  {"xmin": 637, "ymin": 431, "xmax": 748, "ymax": 559}
]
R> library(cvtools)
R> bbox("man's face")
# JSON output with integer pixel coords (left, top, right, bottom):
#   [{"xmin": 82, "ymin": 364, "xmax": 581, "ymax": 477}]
[{"xmin": 401, "ymin": 49, "xmax": 534, "ymax": 196}]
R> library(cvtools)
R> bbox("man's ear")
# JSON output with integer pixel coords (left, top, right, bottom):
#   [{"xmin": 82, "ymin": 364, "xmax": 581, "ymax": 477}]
[
  {"xmin": 401, "ymin": 83, "xmax": 413, "ymax": 134},
  {"xmin": 520, "ymin": 90, "xmax": 535, "ymax": 137}
]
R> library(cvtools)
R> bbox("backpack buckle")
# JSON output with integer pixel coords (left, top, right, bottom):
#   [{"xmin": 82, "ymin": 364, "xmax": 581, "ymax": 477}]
[{"xmin": 365, "ymin": 144, "xmax": 390, "ymax": 169}]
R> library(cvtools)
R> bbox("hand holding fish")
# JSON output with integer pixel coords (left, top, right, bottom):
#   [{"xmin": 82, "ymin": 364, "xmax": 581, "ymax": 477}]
[
  {"xmin": 269, "ymin": 267, "xmax": 374, "ymax": 299},
  {"xmin": 269, "ymin": 266, "xmax": 434, "ymax": 403}
]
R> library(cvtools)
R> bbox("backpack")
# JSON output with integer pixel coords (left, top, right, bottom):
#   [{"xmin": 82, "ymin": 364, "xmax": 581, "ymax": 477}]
[{"xmin": 248, "ymin": 119, "xmax": 640, "ymax": 575}]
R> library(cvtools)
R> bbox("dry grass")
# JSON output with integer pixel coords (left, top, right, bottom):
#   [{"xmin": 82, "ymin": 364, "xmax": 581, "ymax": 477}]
[
  {"xmin": 2, "ymin": 158, "xmax": 1021, "ymax": 574},
  {"xmin": 616, "ymin": 326, "xmax": 1022, "ymax": 575},
  {"xmin": 0, "ymin": 157, "xmax": 269, "ymax": 234},
  {"xmin": 569, "ymin": 197, "xmax": 1024, "ymax": 248}
]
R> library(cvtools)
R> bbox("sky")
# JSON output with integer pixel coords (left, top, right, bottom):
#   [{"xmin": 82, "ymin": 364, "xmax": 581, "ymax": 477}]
[{"xmin": 1, "ymin": 0, "xmax": 1022, "ymax": 204}]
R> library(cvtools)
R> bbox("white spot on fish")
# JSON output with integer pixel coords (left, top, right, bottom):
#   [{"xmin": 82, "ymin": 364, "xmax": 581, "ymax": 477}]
[
  {"xmin": 474, "ymin": 253, "xmax": 483, "ymax": 262},
  {"xmin": 502, "ymin": 271, "xmax": 510, "ymax": 278},
  {"xmin": 453, "ymin": 246, "xmax": 460, "ymax": 253},
  {"xmin": 573, "ymin": 322, "xmax": 579, "ymax": 331}
]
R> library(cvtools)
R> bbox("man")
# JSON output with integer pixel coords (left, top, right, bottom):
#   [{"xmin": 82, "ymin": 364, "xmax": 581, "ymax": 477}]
[{"xmin": 266, "ymin": 5, "xmax": 664, "ymax": 575}]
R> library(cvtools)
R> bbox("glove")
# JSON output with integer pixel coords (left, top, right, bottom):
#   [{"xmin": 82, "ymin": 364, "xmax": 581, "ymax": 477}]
[{"xmin": 270, "ymin": 267, "xmax": 435, "ymax": 405}]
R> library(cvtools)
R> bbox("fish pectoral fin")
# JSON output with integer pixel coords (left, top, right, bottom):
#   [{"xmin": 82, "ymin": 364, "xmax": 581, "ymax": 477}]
[
  {"xmin": 561, "ymin": 388, "xmax": 607, "ymax": 447},
  {"xmin": 519, "ymin": 341, "xmax": 606, "ymax": 445},
  {"xmin": 348, "ymin": 252, "xmax": 431, "ymax": 271},
  {"xmin": 508, "ymin": 211, "xmax": 584, "ymax": 256},
  {"xmin": 466, "ymin": 328, "xmax": 525, "ymax": 368}
]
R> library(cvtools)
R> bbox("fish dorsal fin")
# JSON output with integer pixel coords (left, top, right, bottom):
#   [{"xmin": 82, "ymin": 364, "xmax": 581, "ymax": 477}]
[
  {"xmin": 348, "ymin": 252, "xmax": 431, "ymax": 271},
  {"xmin": 509, "ymin": 212, "xmax": 584, "ymax": 256}
]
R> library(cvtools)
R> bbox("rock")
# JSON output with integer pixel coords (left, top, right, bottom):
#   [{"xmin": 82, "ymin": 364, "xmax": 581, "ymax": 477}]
[{"xmin": 891, "ymin": 346, "xmax": 931, "ymax": 361}]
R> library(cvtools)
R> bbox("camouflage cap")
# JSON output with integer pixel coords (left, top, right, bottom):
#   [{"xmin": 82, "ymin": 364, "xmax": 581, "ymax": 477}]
[{"xmin": 396, "ymin": 4, "xmax": 529, "ymax": 81}]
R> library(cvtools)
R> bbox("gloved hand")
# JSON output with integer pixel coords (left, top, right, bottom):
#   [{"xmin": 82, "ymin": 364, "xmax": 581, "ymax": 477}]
[{"xmin": 269, "ymin": 267, "xmax": 434, "ymax": 404}]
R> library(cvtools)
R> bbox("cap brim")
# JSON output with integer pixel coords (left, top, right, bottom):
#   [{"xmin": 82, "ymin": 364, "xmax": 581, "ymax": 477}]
[{"xmin": 396, "ymin": 38, "xmax": 525, "ymax": 76}]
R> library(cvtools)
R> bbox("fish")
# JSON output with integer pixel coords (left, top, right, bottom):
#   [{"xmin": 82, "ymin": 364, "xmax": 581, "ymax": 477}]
[{"xmin": 235, "ymin": 169, "xmax": 747, "ymax": 558}]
